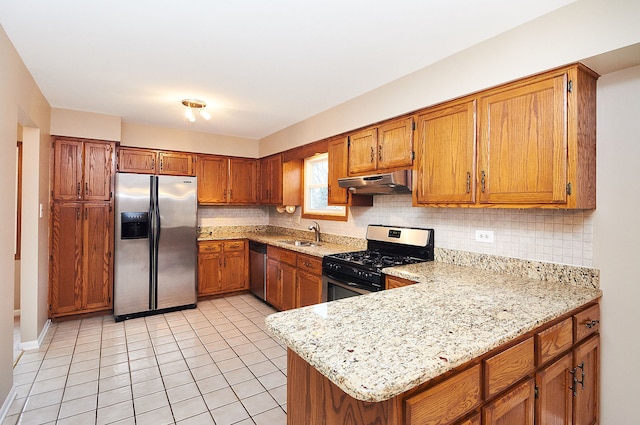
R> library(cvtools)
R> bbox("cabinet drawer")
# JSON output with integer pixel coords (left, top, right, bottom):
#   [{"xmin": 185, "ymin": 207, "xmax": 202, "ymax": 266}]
[
  {"xmin": 574, "ymin": 303, "xmax": 600, "ymax": 343},
  {"xmin": 297, "ymin": 254, "xmax": 322, "ymax": 275},
  {"xmin": 224, "ymin": 240, "xmax": 246, "ymax": 252},
  {"xmin": 405, "ymin": 364, "xmax": 481, "ymax": 425},
  {"xmin": 484, "ymin": 337, "xmax": 535, "ymax": 399},
  {"xmin": 536, "ymin": 317, "xmax": 573, "ymax": 366},
  {"xmin": 198, "ymin": 241, "xmax": 222, "ymax": 253},
  {"xmin": 268, "ymin": 246, "xmax": 297, "ymax": 266}
]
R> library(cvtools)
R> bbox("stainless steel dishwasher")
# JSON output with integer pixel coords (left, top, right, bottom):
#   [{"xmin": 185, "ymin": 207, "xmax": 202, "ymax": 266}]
[{"xmin": 249, "ymin": 241, "xmax": 267, "ymax": 301}]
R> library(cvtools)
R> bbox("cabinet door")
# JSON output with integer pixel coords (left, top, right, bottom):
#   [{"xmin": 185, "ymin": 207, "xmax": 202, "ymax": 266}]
[
  {"xmin": 414, "ymin": 101, "xmax": 476, "ymax": 204},
  {"xmin": 82, "ymin": 203, "xmax": 112, "ymax": 310},
  {"xmin": 266, "ymin": 258, "xmax": 282, "ymax": 309},
  {"xmin": 229, "ymin": 158, "xmax": 257, "ymax": 204},
  {"xmin": 482, "ymin": 378, "xmax": 535, "ymax": 425},
  {"xmin": 158, "ymin": 151, "xmax": 194, "ymax": 176},
  {"xmin": 118, "ymin": 147, "xmax": 157, "ymax": 174},
  {"xmin": 296, "ymin": 270, "xmax": 322, "ymax": 308},
  {"xmin": 50, "ymin": 203, "xmax": 83, "ymax": 315},
  {"xmin": 327, "ymin": 137, "xmax": 349, "ymax": 205},
  {"xmin": 280, "ymin": 263, "xmax": 297, "ymax": 311},
  {"xmin": 197, "ymin": 155, "xmax": 229, "ymax": 204},
  {"xmin": 478, "ymin": 74, "xmax": 568, "ymax": 204},
  {"xmin": 377, "ymin": 117, "xmax": 414, "ymax": 170},
  {"xmin": 269, "ymin": 155, "xmax": 284, "ymax": 205},
  {"xmin": 198, "ymin": 245, "xmax": 223, "ymax": 296},
  {"xmin": 221, "ymin": 240, "xmax": 248, "ymax": 292},
  {"xmin": 536, "ymin": 352, "xmax": 573, "ymax": 425},
  {"xmin": 84, "ymin": 142, "xmax": 113, "ymax": 201},
  {"xmin": 385, "ymin": 275, "xmax": 415, "ymax": 290},
  {"xmin": 573, "ymin": 335, "xmax": 599, "ymax": 425},
  {"xmin": 53, "ymin": 139, "xmax": 84, "ymax": 201},
  {"xmin": 348, "ymin": 128, "xmax": 378, "ymax": 174}
]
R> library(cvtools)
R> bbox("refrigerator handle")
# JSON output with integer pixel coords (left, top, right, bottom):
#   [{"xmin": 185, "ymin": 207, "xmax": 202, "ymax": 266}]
[{"xmin": 149, "ymin": 176, "xmax": 159, "ymax": 311}]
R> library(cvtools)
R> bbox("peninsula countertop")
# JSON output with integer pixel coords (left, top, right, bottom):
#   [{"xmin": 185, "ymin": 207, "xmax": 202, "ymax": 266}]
[{"xmin": 264, "ymin": 261, "xmax": 602, "ymax": 403}]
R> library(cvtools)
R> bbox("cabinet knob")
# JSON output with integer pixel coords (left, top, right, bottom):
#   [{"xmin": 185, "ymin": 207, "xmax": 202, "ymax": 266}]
[
  {"xmin": 370, "ymin": 146, "xmax": 374, "ymax": 163},
  {"xmin": 378, "ymin": 144, "xmax": 383, "ymax": 161},
  {"xmin": 585, "ymin": 319, "xmax": 600, "ymax": 329}
]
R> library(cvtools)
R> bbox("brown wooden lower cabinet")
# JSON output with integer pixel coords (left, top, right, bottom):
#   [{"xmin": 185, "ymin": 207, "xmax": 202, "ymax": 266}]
[
  {"xmin": 482, "ymin": 379, "xmax": 535, "ymax": 425},
  {"xmin": 266, "ymin": 246, "xmax": 323, "ymax": 311},
  {"xmin": 50, "ymin": 202, "xmax": 113, "ymax": 317},
  {"xmin": 286, "ymin": 302, "xmax": 600, "ymax": 425},
  {"xmin": 197, "ymin": 239, "xmax": 248, "ymax": 296}
]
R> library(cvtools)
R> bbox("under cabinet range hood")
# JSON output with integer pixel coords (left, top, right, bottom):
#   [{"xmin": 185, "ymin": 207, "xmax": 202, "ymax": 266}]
[{"xmin": 338, "ymin": 169, "xmax": 412, "ymax": 195}]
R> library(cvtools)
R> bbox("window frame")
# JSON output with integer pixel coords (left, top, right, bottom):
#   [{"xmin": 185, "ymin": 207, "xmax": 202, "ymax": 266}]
[{"xmin": 301, "ymin": 153, "xmax": 347, "ymax": 221}]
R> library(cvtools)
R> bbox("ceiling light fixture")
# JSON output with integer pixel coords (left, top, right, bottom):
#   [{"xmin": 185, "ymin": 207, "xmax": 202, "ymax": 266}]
[{"xmin": 181, "ymin": 99, "xmax": 211, "ymax": 122}]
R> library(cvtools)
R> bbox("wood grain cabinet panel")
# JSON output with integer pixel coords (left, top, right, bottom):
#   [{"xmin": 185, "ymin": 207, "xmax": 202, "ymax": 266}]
[
  {"xmin": 536, "ymin": 317, "xmax": 573, "ymax": 366},
  {"xmin": 117, "ymin": 147, "xmax": 157, "ymax": 174},
  {"xmin": 386, "ymin": 275, "xmax": 416, "ymax": 289},
  {"xmin": 158, "ymin": 151, "xmax": 194, "ymax": 176},
  {"xmin": 413, "ymin": 100, "xmax": 476, "ymax": 205},
  {"xmin": 535, "ymin": 352, "xmax": 573, "ymax": 425},
  {"xmin": 197, "ymin": 155, "xmax": 229, "ymax": 203},
  {"xmin": 118, "ymin": 147, "xmax": 195, "ymax": 176},
  {"xmin": 573, "ymin": 335, "xmax": 599, "ymax": 425},
  {"xmin": 50, "ymin": 202, "xmax": 112, "ymax": 317},
  {"xmin": 485, "ymin": 337, "xmax": 535, "ymax": 399},
  {"xmin": 53, "ymin": 138, "xmax": 114, "ymax": 202},
  {"xmin": 347, "ymin": 117, "xmax": 414, "ymax": 176},
  {"xmin": 327, "ymin": 137, "xmax": 349, "ymax": 205},
  {"xmin": 405, "ymin": 364, "xmax": 481, "ymax": 425},
  {"xmin": 574, "ymin": 303, "xmax": 600, "ymax": 343},
  {"xmin": 197, "ymin": 240, "xmax": 248, "ymax": 296},
  {"xmin": 483, "ymin": 378, "xmax": 535, "ymax": 425}
]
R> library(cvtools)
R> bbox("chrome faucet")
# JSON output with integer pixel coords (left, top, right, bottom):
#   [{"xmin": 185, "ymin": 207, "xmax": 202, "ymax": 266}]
[{"xmin": 308, "ymin": 221, "xmax": 320, "ymax": 243}]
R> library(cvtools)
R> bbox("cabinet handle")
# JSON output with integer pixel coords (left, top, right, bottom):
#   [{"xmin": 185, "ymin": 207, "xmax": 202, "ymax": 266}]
[
  {"xmin": 481, "ymin": 171, "xmax": 486, "ymax": 193},
  {"xmin": 378, "ymin": 144, "xmax": 383, "ymax": 161},
  {"xmin": 76, "ymin": 208, "xmax": 80, "ymax": 220},
  {"xmin": 85, "ymin": 182, "xmax": 89, "ymax": 195},
  {"xmin": 223, "ymin": 189, "xmax": 227, "ymax": 198},
  {"xmin": 570, "ymin": 362, "xmax": 585, "ymax": 397},
  {"xmin": 160, "ymin": 158, "xmax": 164, "ymax": 170},
  {"xmin": 77, "ymin": 182, "xmax": 81, "ymax": 198},
  {"xmin": 230, "ymin": 189, "xmax": 233, "ymax": 199},
  {"xmin": 585, "ymin": 319, "xmax": 600, "ymax": 329},
  {"xmin": 370, "ymin": 146, "xmax": 374, "ymax": 163},
  {"xmin": 151, "ymin": 158, "xmax": 155, "ymax": 169},
  {"xmin": 466, "ymin": 172, "xmax": 471, "ymax": 193}
]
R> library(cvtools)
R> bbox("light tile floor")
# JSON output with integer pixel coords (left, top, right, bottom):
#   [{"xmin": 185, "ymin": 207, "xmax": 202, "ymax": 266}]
[{"xmin": 5, "ymin": 294, "xmax": 287, "ymax": 425}]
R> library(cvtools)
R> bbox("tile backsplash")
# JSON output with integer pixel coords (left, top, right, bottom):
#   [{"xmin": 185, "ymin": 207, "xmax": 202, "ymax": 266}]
[{"xmin": 200, "ymin": 194, "xmax": 593, "ymax": 267}]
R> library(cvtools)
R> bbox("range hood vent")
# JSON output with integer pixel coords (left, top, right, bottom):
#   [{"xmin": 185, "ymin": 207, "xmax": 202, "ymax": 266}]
[{"xmin": 338, "ymin": 169, "xmax": 412, "ymax": 195}]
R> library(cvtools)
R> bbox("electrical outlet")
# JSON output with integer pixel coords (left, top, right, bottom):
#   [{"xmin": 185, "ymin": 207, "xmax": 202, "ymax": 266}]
[{"xmin": 475, "ymin": 230, "xmax": 495, "ymax": 243}]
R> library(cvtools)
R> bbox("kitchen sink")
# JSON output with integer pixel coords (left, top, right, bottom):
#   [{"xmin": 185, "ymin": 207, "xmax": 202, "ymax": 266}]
[{"xmin": 279, "ymin": 240, "xmax": 320, "ymax": 247}]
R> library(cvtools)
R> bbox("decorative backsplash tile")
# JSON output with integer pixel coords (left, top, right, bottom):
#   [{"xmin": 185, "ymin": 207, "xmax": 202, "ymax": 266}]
[{"xmin": 200, "ymin": 194, "xmax": 594, "ymax": 268}]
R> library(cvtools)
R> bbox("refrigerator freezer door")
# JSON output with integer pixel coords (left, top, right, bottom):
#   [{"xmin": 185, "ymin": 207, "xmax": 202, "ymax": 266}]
[
  {"xmin": 156, "ymin": 175, "xmax": 197, "ymax": 310},
  {"xmin": 114, "ymin": 173, "xmax": 153, "ymax": 317}
]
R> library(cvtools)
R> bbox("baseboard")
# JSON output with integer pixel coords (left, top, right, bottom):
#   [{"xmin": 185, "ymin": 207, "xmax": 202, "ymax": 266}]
[
  {"xmin": 19, "ymin": 319, "xmax": 51, "ymax": 351},
  {"xmin": 0, "ymin": 386, "xmax": 17, "ymax": 424}
]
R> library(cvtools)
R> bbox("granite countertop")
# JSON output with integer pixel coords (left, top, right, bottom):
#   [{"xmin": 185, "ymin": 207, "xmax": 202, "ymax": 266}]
[
  {"xmin": 264, "ymin": 261, "xmax": 602, "ymax": 403},
  {"xmin": 198, "ymin": 231, "xmax": 358, "ymax": 257}
]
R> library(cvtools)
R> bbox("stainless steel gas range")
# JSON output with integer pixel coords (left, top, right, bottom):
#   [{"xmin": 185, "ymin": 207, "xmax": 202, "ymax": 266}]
[{"xmin": 322, "ymin": 225, "xmax": 434, "ymax": 301}]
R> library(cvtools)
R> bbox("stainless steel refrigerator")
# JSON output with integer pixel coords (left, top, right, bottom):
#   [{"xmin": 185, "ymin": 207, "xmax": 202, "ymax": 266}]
[{"xmin": 114, "ymin": 173, "xmax": 197, "ymax": 321}]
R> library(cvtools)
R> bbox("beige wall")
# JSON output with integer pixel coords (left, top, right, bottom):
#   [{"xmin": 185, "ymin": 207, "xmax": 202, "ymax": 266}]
[
  {"xmin": 593, "ymin": 64, "xmax": 640, "ymax": 423},
  {"xmin": 51, "ymin": 108, "xmax": 121, "ymax": 141},
  {"xmin": 0, "ymin": 24, "xmax": 51, "ymax": 410},
  {"xmin": 121, "ymin": 122, "xmax": 259, "ymax": 158},
  {"xmin": 259, "ymin": 0, "xmax": 640, "ymax": 156}
]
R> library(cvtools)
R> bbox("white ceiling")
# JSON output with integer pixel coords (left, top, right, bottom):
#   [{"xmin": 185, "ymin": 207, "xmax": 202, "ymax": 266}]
[{"xmin": 0, "ymin": 0, "xmax": 574, "ymax": 140}]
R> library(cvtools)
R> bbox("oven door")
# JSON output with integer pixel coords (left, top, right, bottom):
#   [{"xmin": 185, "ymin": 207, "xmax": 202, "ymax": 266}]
[{"xmin": 322, "ymin": 272, "xmax": 375, "ymax": 302}]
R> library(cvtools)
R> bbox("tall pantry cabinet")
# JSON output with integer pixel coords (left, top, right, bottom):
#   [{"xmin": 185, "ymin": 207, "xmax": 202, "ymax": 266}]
[{"xmin": 49, "ymin": 137, "xmax": 116, "ymax": 317}]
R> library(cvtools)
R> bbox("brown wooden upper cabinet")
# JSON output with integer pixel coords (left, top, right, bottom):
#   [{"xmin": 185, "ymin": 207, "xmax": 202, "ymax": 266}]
[
  {"xmin": 413, "ymin": 100, "xmax": 477, "ymax": 205},
  {"xmin": 53, "ymin": 137, "xmax": 115, "ymax": 202},
  {"xmin": 259, "ymin": 154, "xmax": 302, "ymax": 206},
  {"xmin": 327, "ymin": 136, "xmax": 349, "ymax": 205},
  {"xmin": 347, "ymin": 117, "xmax": 414, "ymax": 176},
  {"xmin": 477, "ymin": 64, "xmax": 597, "ymax": 208},
  {"xmin": 197, "ymin": 154, "xmax": 257, "ymax": 205},
  {"xmin": 117, "ymin": 147, "xmax": 195, "ymax": 176},
  {"xmin": 413, "ymin": 63, "xmax": 597, "ymax": 209}
]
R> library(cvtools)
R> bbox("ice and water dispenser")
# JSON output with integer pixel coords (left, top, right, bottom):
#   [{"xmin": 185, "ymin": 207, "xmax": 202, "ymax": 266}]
[{"xmin": 120, "ymin": 212, "xmax": 149, "ymax": 239}]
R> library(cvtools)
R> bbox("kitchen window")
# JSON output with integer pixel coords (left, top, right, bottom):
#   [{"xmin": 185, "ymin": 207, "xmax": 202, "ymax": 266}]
[{"xmin": 302, "ymin": 153, "xmax": 347, "ymax": 221}]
